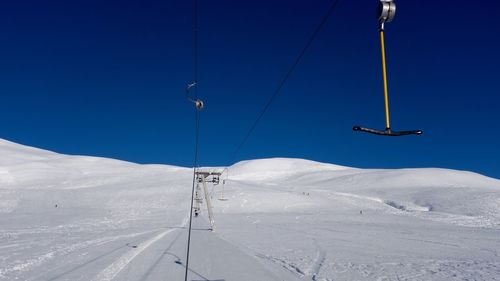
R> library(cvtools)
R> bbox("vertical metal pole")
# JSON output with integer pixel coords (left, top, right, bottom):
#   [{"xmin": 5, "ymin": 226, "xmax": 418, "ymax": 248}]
[
  {"xmin": 380, "ymin": 29, "xmax": 391, "ymax": 130},
  {"xmin": 220, "ymin": 183, "xmax": 225, "ymax": 200},
  {"xmin": 202, "ymin": 176, "xmax": 215, "ymax": 230},
  {"xmin": 194, "ymin": 181, "xmax": 201, "ymax": 213}
]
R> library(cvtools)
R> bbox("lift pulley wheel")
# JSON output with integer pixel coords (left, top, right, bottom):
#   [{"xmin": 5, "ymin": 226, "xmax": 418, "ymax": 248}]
[
  {"xmin": 377, "ymin": 0, "xmax": 396, "ymax": 24},
  {"xmin": 195, "ymin": 99, "xmax": 204, "ymax": 111}
]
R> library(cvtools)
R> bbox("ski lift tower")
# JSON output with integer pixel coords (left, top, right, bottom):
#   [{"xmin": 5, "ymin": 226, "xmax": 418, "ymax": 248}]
[{"xmin": 194, "ymin": 169, "xmax": 223, "ymax": 230}]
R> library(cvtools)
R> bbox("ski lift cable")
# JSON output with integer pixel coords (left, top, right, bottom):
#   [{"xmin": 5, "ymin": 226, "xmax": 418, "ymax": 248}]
[
  {"xmin": 227, "ymin": 0, "xmax": 343, "ymax": 166},
  {"xmin": 184, "ymin": 0, "xmax": 201, "ymax": 280},
  {"xmin": 185, "ymin": 109, "xmax": 200, "ymax": 281},
  {"xmin": 185, "ymin": 0, "xmax": 203, "ymax": 110}
]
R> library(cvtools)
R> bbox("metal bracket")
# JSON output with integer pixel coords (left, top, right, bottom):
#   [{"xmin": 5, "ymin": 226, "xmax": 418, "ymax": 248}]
[
  {"xmin": 377, "ymin": 0, "xmax": 396, "ymax": 30},
  {"xmin": 185, "ymin": 81, "xmax": 204, "ymax": 111}
]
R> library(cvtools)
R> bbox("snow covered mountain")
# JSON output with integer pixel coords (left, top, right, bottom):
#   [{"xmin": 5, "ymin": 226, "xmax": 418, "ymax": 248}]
[{"xmin": 1, "ymin": 139, "xmax": 499, "ymax": 280}]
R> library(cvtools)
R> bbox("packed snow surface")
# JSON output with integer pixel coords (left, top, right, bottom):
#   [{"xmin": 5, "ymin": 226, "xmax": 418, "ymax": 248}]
[{"xmin": 0, "ymin": 139, "xmax": 499, "ymax": 280}]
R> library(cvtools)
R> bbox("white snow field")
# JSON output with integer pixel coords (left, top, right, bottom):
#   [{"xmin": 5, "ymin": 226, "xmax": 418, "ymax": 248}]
[{"xmin": 1, "ymin": 139, "xmax": 499, "ymax": 280}]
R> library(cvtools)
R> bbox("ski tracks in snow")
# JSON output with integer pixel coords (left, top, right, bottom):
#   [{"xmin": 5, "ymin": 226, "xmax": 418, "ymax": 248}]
[
  {"xmin": 0, "ymin": 231, "xmax": 153, "ymax": 280},
  {"xmin": 91, "ymin": 214, "xmax": 189, "ymax": 281},
  {"xmin": 309, "ymin": 241, "xmax": 326, "ymax": 281},
  {"xmin": 90, "ymin": 229, "xmax": 176, "ymax": 281},
  {"xmin": 255, "ymin": 244, "xmax": 326, "ymax": 281}
]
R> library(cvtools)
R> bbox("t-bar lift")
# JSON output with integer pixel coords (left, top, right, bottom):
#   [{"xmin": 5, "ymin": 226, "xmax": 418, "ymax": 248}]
[{"xmin": 353, "ymin": 0, "xmax": 422, "ymax": 136}]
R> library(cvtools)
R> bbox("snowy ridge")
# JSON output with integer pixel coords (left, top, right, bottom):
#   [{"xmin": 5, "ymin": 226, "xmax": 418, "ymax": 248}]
[
  {"xmin": 229, "ymin": 157, "xmax": 353, "ymax": 181},
  {"xmin": 0, "ymin": 139, "xmax": 186, "ymax": 189},
  {"xmin": 0, "ymin": 139, "xmax": 60, "ymax": 164}
]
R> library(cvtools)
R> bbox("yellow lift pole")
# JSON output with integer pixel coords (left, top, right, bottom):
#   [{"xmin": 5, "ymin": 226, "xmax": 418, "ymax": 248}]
[{"xmin": 380, "ymin": 29, "xmax": 391, "ymax": 130}]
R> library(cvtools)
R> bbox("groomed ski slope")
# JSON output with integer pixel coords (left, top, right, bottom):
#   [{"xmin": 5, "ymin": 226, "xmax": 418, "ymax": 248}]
[{"xmin": 1, "ymin": 139, "xmax": 499, "ymax": 280}]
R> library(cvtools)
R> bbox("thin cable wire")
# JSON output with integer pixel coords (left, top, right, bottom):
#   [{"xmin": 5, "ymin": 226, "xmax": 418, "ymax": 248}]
[
  {"xmin": 184, "ymin": 0, "xmax": 199, "ymax": 280},
  {"xmin": 193, "ymin": 0, "xmax": 198, "ymax": 100},
  {"xmin": 184, "ymin": 110, "xmax": 200, "ymax": 281},
  {"xmin": 228, "ymin": 0, "xmax": 342, "ymax": 164}
]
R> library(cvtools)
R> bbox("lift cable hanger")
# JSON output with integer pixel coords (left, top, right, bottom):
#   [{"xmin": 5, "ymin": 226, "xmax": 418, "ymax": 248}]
[
  {"xmin": 186, "ymin": 81, "xmax": 204, "ymax": 111},
  {"xmin": 353, "ymin": 0, "xmax": 422, "ymax": 136}
]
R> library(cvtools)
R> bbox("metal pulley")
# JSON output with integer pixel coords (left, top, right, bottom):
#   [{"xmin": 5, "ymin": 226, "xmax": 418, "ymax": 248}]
[
  {"xmin": 377, "ymin": 0, "xmax": 396, "ymax": 28},
  {"xmin": 195, "ymin": 99, "xmax": 204, "ymax": 111}
]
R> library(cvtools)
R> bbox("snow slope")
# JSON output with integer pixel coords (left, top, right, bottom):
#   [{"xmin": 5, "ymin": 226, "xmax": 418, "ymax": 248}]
[
  {"xmin": 217, "ymin": 159, "xmax": 500, "ymax": 280},
  {"xmin": 1, "ymin": 139, "xmax": 499, "ymax": 280},
  {"xmin": 0, "ymin": 140, "xmax": 298, "ymax": 281}
]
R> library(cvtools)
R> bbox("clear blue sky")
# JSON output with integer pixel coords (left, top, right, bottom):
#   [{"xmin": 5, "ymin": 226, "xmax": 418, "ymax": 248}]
[{"xmin": 1, "ymin": 0, "xmax": 499, "ymax": 178}]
